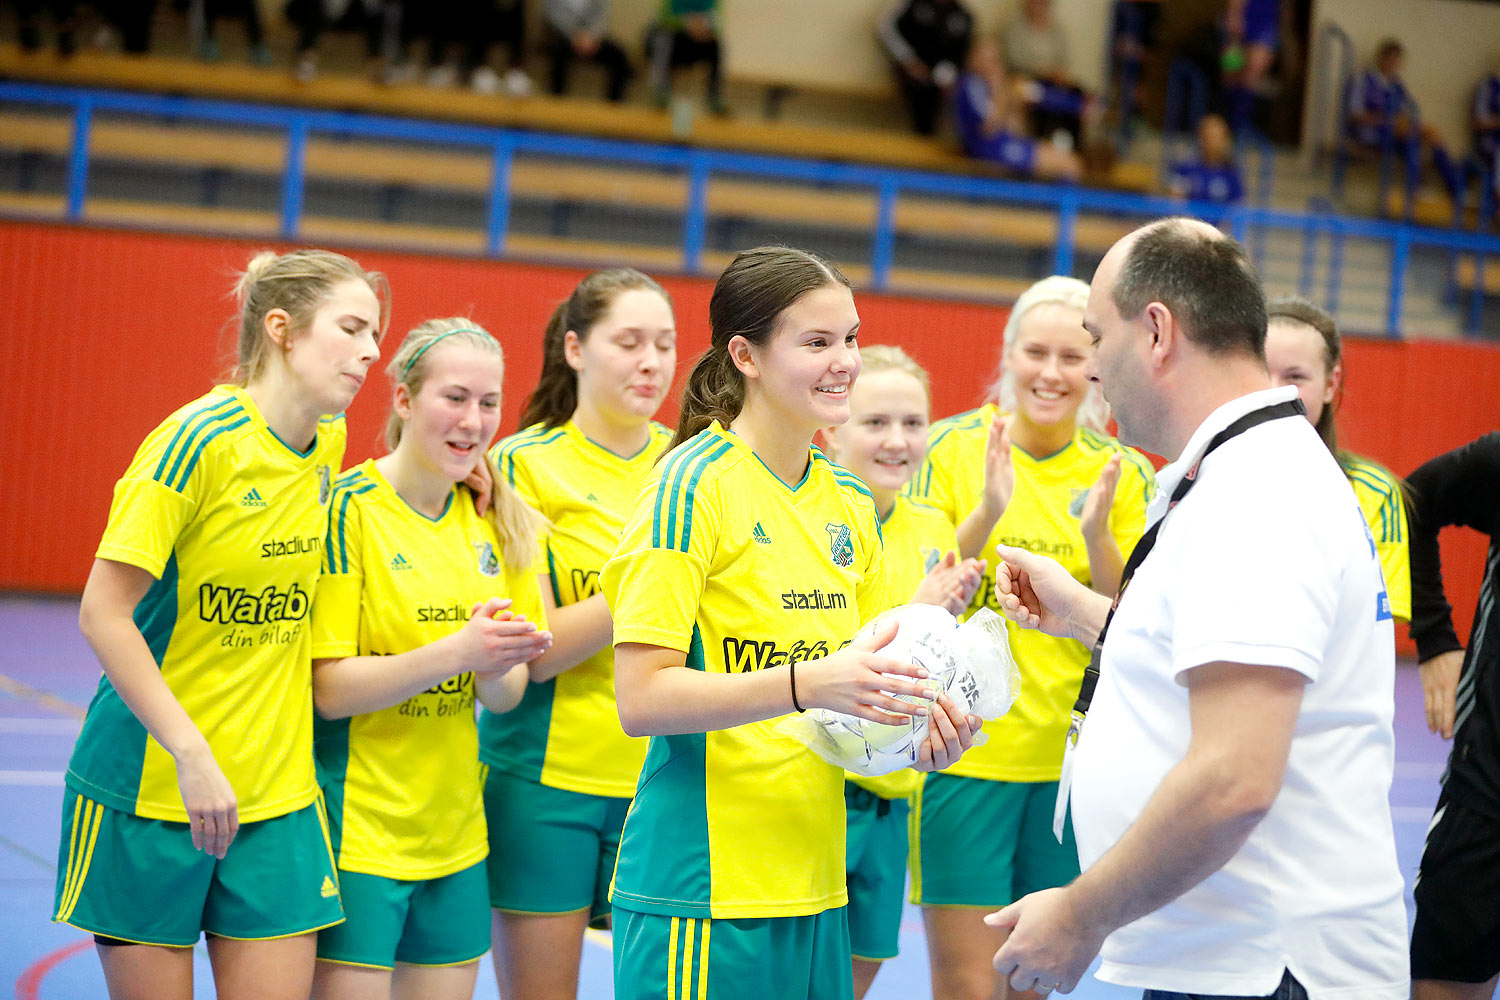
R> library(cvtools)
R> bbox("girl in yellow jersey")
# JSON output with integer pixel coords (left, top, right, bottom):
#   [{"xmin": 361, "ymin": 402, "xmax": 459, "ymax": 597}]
[
  {"xmin": 908, "ymin": 275, "xmax": 1155, "ymax": 1000},
  {"xmin": 1264, "ymin": 296, "xmax": 1410, "ymax": 621},
  {"xmin": 821, "ymin": 344, "xmax": 985, "ymax": 999},
  {"xmin": 602, "ymin": 246, "xmax": 980, "ymax": 1000},
  {"xmin": 482, "ymin": 269, "xmax": 677, "ymax": 1000},
  {"xmin": 55, "ymin": 250, "xmax": 386, "ymax": 1000},
  {"xmin": 308, "ymin": 319, "xmax": 558, "ymax": 999}
]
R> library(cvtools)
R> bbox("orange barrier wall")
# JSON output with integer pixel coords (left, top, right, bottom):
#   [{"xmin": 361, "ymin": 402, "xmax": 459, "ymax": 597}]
[{"xmin": 2, "ymin": 220, "xmax": 1496, "ymax": 655}]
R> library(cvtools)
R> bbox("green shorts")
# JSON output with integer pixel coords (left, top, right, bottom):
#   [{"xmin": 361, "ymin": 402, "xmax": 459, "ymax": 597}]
[
  {"xmin": 611, "ymin": 906, "xmax": 854, "ymax": 1000},
  {"xmin": 316, "ymin": 861, "xmax": 490, "ymax": 969},
  {"xmin": 483, "ymin": 766, "xmax": 629, "ymax": 924},
  {"xmin": 53, "ymin": 787, "xmax": 343, "ymax": 946},
  {"xmin": 909, "ymin": 772, "xmax": 1079, "ymax": 907},
  {"xmin": 844, "ymin": 782, "xmax": 909, "ymax": 962}
]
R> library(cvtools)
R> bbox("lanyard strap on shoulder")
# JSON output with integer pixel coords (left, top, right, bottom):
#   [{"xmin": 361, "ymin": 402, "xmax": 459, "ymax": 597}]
[{"xmin": 1068, "ymin": 398, "xmax": 1305, "ymax": 727}]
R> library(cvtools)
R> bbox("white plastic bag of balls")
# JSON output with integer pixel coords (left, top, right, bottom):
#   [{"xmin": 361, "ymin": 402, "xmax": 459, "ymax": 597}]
[{"xmin": 779, "ymin": 603, "xmax": 1022, "ymax": 777}]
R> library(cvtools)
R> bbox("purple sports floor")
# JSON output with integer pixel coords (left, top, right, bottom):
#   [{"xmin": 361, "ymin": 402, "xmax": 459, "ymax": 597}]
[{"xmin": 0, "ymin": 594, "xmax": 1462, "ymax": 999}]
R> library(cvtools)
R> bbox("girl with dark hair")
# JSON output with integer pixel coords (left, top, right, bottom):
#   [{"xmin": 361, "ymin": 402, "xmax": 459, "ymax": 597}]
[
  {"xmin": 601, "ymin": 246, "xmax": 979, "ymax": 1000},
  {"xmin": 1264, "ymin": 296, "xmax": 1410, "ymax": 621},
  {"xmin": 482, "ymin": 268, "xmax": 677, "ymax": 1000}
]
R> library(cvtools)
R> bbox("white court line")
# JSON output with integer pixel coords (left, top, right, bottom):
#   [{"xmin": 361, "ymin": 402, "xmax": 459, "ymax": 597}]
[
  {"xmin": 0, "ymin": 770, "xmax": 65, "ymax": 785},
  {"xmin": 0, "ymin": 717, "xmax": 81, "ymax": 735}
]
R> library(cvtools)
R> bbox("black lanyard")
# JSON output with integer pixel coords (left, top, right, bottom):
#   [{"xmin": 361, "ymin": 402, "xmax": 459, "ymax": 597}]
[{"xmin": 1066, "ymin": 398, "xmax": 1306, "ymax": 740}]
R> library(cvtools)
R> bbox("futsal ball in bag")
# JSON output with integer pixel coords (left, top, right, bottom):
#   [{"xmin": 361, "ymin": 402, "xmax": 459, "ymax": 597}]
[{"xmin": 836, "ymin": 604, "xmax": 974, "ymax": 769}]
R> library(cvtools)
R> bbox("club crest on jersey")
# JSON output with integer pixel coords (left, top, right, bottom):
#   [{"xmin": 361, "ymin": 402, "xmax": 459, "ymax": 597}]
[
  {"xmin": 1068, "ymin": 487, "xmax": 1089, "ymax": 518},
  {"xmin": 922, "ymin": 546, "xmax": 940, "ymax": 573},
  {"xmin": 317, "ymin": 465, "xmax": 331, "ymax": 505},
  {"xmin": 475, "ymin": 541, "xmax": 501, "ymax": 577},
  {"xmin": 825, "ymin": 522, "xmax": 854, "ymax": 568}
]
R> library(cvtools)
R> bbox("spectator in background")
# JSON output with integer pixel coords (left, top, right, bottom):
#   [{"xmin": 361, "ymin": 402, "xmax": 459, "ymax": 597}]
[
  {"xmin": 1168, "ymin": 113, "xmax": 1245, "ymax": 204},
  {"xmin": 1346, "ymin": 38, "xmax": 1462, "ymax": 198},
  {"xmin": 879, "ymin": 0, "xmax": 974, "ymax": 137},
  {"xmin": 1406, "ymin": 433, "xmax": 1500, "ymax": 1000},
  {"xmin": 645, "ymin": 0, "xmax": 725, "ymax": 115},
  {"xmin": 288, "ymin": 0, "xmax": 395, "ymax": 83},
  {"xmin": 1219, "ymin": 0, "xmax": 1278, "ymax": 134},
  {"xmin": 1108, "ymin": 0, "xmax": 1162, "ymax": 128},
  {"xmin": 14, "ymin": 0, "xmax": 79, "ymax": 56},
  {"xmin": 955, "ymin": 39, "xmax": 1082, "ymax": 182},
  {"xmin": 1472, "ymin": 69, "xmax": 1500, "ymax": 213},
  {"xmin": 426, "ymin": 0, "xmax": 532, "ymax": 95},
  {"xmin": 1001, "ymin": 0, "xmax": 1090, "ymax": 147},
  {"xmin": 545, "ymin": 0, "xmax": 632, "ymax": 102},
  {"xmin": 190, "ymin": 0, "xmax": 270, "ymax": 64}
]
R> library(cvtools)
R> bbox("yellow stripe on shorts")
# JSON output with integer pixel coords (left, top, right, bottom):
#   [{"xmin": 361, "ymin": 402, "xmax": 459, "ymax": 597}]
[
  {"xmin": 61, "ymin": 798, "xmax": 104, "ymax": 921},
  {"xmin": 55, "ymin": 794, "xmax": 86, "ymax": 920}
]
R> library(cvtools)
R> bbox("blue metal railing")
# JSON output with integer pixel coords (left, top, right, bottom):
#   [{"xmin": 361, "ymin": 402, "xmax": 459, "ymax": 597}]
[{"xmin": 1, "ymin": 80, "xmax": 1496, "ymax": 336}]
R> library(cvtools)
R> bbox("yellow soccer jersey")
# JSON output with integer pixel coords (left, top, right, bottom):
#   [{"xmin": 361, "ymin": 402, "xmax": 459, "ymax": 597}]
[
  {"xmin": 602, "ymin": 423, "xmax": 891, "ymax": 919},
  {"xmin": 911, "ymin": 404, "xmax": 1155, "ymax": 782},
  {"xmin": 67, "ymin": 385, "xmax": 341, "ymax": 823},
  {"xmin": 847, "ymin": 495, "xmax": 958, "ymax": 802},
  {"xmin": 482, "ymin": 420, "xmax": 671, "ymax": 797},
  {"xmin": 311, "ymin": 461, "xmax": 547, "ymax": 880},
  {"xmin": 1343, "ymin": 454, "xmax": 1411, "ymax": 622}
]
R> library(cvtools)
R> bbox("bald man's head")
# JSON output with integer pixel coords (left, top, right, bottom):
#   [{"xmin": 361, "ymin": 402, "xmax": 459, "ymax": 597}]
[{"xmin": 1108, "ymin": 217, "xmax": 1267, "ymax": 360}]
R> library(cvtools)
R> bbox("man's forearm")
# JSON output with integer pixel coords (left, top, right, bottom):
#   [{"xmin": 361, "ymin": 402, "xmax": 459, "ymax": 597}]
[{"xmin": 1065, "ymin": 746, "xmax": 1268, "ymax": 934}]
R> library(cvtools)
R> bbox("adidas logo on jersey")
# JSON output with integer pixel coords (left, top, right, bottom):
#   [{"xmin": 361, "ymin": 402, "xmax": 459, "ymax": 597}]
[
  {"xmin": 753, "ymin": 522, "xmax": 772, "ymax": 545},
  {"xmin": 586, "ymin": 492, "xmax": 600, "ymax": 502},
  {"xmin": 241, "ymin": 488, "xmax": 267, "ymax": 508},
  {"xmin": 320, "ymin": 875, "xmax": 338, "ymax": 899},
  {"xmin": 390, "ymin": 553, "xmax": 412, "ymax": 570}
]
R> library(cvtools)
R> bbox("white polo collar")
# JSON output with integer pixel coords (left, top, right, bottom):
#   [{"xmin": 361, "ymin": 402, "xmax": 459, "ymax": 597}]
[{"xmin": 1147, "ymin": 384, "xmax": 1301, "ymax": 523}]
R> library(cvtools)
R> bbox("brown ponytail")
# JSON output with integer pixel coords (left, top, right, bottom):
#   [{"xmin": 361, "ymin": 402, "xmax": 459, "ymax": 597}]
[
  {"xmin": 517, "ymin": 268, "xmax": 671, "ymax": 431},
  {"xmin": 668, "ymin": 246, "xmax": 852, "ymax": 452}
]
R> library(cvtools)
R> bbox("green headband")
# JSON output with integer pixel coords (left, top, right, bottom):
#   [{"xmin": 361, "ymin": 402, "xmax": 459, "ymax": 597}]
[{"xmin": 401, "ymin": 327, "xmax": 487, "ymax": 377}]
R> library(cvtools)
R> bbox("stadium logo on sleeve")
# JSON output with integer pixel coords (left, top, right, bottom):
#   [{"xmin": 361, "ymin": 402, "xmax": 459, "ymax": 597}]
[
  {"xmin": 318, "ymin": 465, "xmax": 332, "ymax": 505},
  {"xmin": 825, "ymin": 522, "xmax": 854, "ymax": 568},
  {"xmin": 475, "ymin": 541, "xmax": 501, "ymax": 577}
]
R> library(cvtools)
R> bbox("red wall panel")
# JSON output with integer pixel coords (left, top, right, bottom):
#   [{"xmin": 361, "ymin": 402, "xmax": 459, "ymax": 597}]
[{"xmin": 2, "ymin": 220, "xmax": 1495, "ymax": 657}]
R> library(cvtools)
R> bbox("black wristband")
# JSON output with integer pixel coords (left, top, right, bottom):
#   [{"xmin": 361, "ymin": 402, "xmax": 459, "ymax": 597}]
[{"xmin": 790, "ymin": 659, "xmax": 806, "ymax": 713}]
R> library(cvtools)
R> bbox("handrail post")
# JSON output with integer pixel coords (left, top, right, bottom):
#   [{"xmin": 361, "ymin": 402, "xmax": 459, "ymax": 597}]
[
  {"xmin": 485, "ymin": 137, "xmax": 514, "ymax": 256},
  {"xmin": 280, "ymin": 118, "xmax": 309, "ymax": 240},
  {"xmin": 1471, "ymin": 182, "xmax": 1494, "ymax": 335},
  {"xmin": 1327, "ymin": 217, "xmax": 1345, "ymax": 314},
  {"xmin": 682, "ymin": 158, "xmax": 710, "ymax": 275},
  {"xmin": 1387, "ymin": 228, "xmax": 1410, "ymax": 335},
  {"xmin": 870, "ymin": 180, "xmax": 898, "ymax": 291},
  {"xmin": 1052, "ymin": 194, "xmax": 1077, "ymax": 277},
  {"xmin": 65, "ymin": 99, "xmax": 93, "ymax": 221},
  {"xmin": 1298, "ymin": 205, "xmax": 1318, "ymax": 299}
]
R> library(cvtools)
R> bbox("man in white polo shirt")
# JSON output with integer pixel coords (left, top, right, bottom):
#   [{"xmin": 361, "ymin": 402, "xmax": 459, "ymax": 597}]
[{"xmin": 985, "ymin": 217, "xmax": 1408, "ymax": 1000}]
